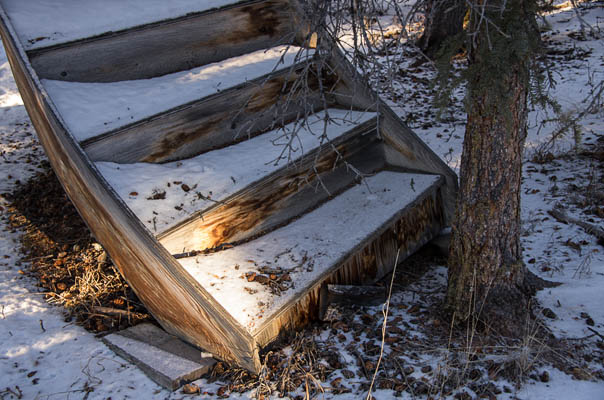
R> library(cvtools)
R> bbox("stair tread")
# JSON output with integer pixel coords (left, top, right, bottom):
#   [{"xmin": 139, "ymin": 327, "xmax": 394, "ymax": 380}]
[
  {"xmin": 42, "ymin": 45, "xmax": 313, "ymax": 142},
  {"xmin": 177, "ymin": 171, "xmax": 442, "ymax": 332},
  {"xmin": 96, "ymin": 109, "xmax": 377, "ymax": 234},
  {"xmin": 4, "ymin": 0, "xmax": 246, "ymax": 50}
]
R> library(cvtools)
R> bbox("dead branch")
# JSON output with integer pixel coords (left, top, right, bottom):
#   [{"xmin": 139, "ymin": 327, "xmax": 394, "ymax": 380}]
[{"xmin": 548, "ymin": 208, "xmax": 604, "ymax": 244}]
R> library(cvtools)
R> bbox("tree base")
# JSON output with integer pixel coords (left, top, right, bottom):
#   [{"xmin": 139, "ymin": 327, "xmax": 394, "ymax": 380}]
[{"xmin": 454, "ymin": 271, "xmax": 560, "ymax": 338}]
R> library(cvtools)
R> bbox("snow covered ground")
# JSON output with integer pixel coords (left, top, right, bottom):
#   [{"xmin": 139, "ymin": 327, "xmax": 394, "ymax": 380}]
[{"xmin": 0, "ymin": 2, "xmax": 603, "ymax": 399}]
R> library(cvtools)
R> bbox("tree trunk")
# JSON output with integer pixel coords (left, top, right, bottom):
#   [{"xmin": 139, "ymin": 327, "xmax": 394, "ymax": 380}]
[
  {"xmin": 446, "ymin": 0, "xmax": 540, "ymax": 335},
  {"xmin": 418, "ymin": 0, "xmax": 466, "ymax": 56}
]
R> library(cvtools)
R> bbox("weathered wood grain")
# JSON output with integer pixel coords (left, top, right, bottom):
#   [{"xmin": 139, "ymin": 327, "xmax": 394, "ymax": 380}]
[
  {"xmin": 253, "ymin": 179, "xmax": 446, "ymax": 346},
  {"xmin": 159, "ymin": 119, "xmax": 383, "ymax": 254},
  {"xmin": 83, "ymin": 63, "xmax": 332, "ymax": 164},
  {"xmin": 0, "ymin": 11, "xmax": 262, "ymax": 373},
  {"xmin": 29, "ymin": 0, "xmax": 294, "ymax": 83}
]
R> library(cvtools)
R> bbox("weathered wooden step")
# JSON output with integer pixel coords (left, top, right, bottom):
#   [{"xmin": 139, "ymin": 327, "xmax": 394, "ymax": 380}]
[
  {"xmin": 5, "ymin": 0, "xmax": 294, "ymax": 82},
  {"xmin": 43, "ymin": 45, "xmax": 313, "ymax": 143},
  {"xmin": 95, "ymin": 109, "xmax": 378, "ymax": 236},
  {"xmin": 81, "ymin": 56, "xmax": 332, "ymax": 164},
  {"xmin": 176, "ymin": 170, "xmax": 445, "ymax": 341}
]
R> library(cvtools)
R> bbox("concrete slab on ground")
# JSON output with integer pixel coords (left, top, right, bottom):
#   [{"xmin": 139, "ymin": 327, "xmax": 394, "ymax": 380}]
[{"xmin": 102, "ymin": 323, "xmax": 215, "ymax": 391}]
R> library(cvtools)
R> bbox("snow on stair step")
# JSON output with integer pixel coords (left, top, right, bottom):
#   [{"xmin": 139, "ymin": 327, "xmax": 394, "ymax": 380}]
[
  {"xmin": 43, "ymin": 45, "xmax": 313, "ymax": 141},
  {"xmin": 177, "ymin": 171, "xmax": 442, "ymax": 332},
  {"xmin": 96, "ymin": 109, "xmax": 377, "ymax": 234},
  {"xmin": 3, "ymin": 0, "xmax": 246, "ymax": 50}
]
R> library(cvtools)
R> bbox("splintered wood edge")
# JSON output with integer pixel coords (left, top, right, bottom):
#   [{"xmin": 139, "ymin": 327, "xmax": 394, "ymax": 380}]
[{"xmin": 252, "ymin": 178, "xmax": 446, "ymax": 347}]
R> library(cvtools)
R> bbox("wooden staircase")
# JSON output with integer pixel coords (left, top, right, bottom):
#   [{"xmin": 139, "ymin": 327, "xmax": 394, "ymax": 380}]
[{"xmin": 0, "ymin": 0, "xmax": 457, "ymax": 372}]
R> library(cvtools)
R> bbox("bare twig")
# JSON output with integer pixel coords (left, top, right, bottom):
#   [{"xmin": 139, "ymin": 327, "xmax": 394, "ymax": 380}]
[
  {"xmin": 587, "ymin": 327, "xmax": 604, "ymax": 341},
  {"xmin": 366, "ymin": 248, "xmax": 400, "ymax": 399}
]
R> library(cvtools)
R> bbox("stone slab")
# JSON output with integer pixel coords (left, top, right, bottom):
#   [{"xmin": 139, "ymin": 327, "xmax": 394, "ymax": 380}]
[{"xmin": 102, "ymin": 323, "xmax": 215, "ymax": 391}]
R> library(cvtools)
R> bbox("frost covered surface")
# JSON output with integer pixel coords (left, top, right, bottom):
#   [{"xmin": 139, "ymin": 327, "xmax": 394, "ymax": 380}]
[
  {"xmin": 43, "ymin": 45, "xmax": 313, "ymax": 141},
  {"xmin": 97, "ymin": 108, "xmax": 375, "ymax": 234},
  {"xmin": 2, "ymin": 0, "xmax": 244, "ymax": 50},
  {"xmin": 179, "ymin": 171, "xmax": 439, "ymax": 330},
  {"xmin": 0, "ymin": 3, "xmax": 603, "ymax": 399}
]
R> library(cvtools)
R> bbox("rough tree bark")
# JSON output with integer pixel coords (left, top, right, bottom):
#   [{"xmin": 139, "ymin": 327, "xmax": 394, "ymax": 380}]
[
  {"xmin": 446, "ymin": 0, "xmax": 541, "ymax": 335},
  {"xmin": 417, "ymin": 0, "xmax": 466, "ymax": 56}
]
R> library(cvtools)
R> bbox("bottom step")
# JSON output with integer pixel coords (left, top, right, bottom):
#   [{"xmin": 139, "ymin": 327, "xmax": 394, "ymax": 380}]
[{"xmin": 178, "ymin": 170, "xmax": 445, "ymax": 344}]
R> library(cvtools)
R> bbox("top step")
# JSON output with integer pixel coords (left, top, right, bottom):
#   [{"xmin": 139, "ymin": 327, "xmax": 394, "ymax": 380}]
[
  {"xmin": 3, "ymin": 0, "xmax": 252, "ymax": 50},
  {"xmin": 3, "ymin": 0, "xmax": 297, "ymax": 83}
]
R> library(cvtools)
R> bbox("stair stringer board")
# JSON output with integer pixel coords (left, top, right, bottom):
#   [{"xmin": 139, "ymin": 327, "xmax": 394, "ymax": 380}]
[{"xmin": 0, "ymin": 8, "xmax": 263, "ymax": 374}]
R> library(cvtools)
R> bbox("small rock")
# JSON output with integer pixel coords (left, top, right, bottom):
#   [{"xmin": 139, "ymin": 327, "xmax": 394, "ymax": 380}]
[
  {"xmin": 469, "ymin": 368, "xmax": 482, "ymax": 380},
  {"xmin": 540, "ymin": 370, "xmax": 550, "ymax": 382},
  {"xmin": 571, "ymin": 367, "xmax": 591, "ymax": 380},
  {"xmin": 542, "ymin": 308, "xmax": 557, "ymax": 319},
  {"xmin": 182, "ymin": 383, "xmax": 200, "ymax": 394},
  {"xmin": 254, "ymin": 275, "xmax": 270, "ymax": 284},
  {"xmin": 454, "ymin": 391, "xmax": 472, "ymax": 400},
  {"xmin": 181, "ymin": 184, "xmax": 191, "ymax": 192},
  {"xmin": 414, "ymin": 381, "xmax": 430, "ymax": 395},
  {"xmin": 97, "ymin": 252, "xmax": 107, "ymax": 264},
  {"xmin": 341, "ymin": 369, "xmax": 354, "ymax": 379},
  {"xmin": 213, "ymin": 362, "xmax": 225, "ymax": 375}
]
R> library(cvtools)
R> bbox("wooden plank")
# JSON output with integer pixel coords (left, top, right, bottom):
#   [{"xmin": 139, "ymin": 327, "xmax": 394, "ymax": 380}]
[
  {"xmin": 380, "ymin": 108, "xmax": 458, "ymax": 224},
  {"xmin": 253, "ymin": 178, "xmax": 446, "ymax": 346},
  {"xmin": 319, "ymin": 284, "xmax": 387, "ymax": 319},
  {"xmin": 83, "ymin": 64, "xmax": 331, "ymax": 164},
  {"xmin": 0, "ymin": 10, "xmax": 262, "ymax": 373},
  {"xmin": 159, "ymin": 120, "xmax": 383, "ymax": 254},
  {"xmin": 28, "ymin": 0, "xmax": 294, "ymax": 83}
]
